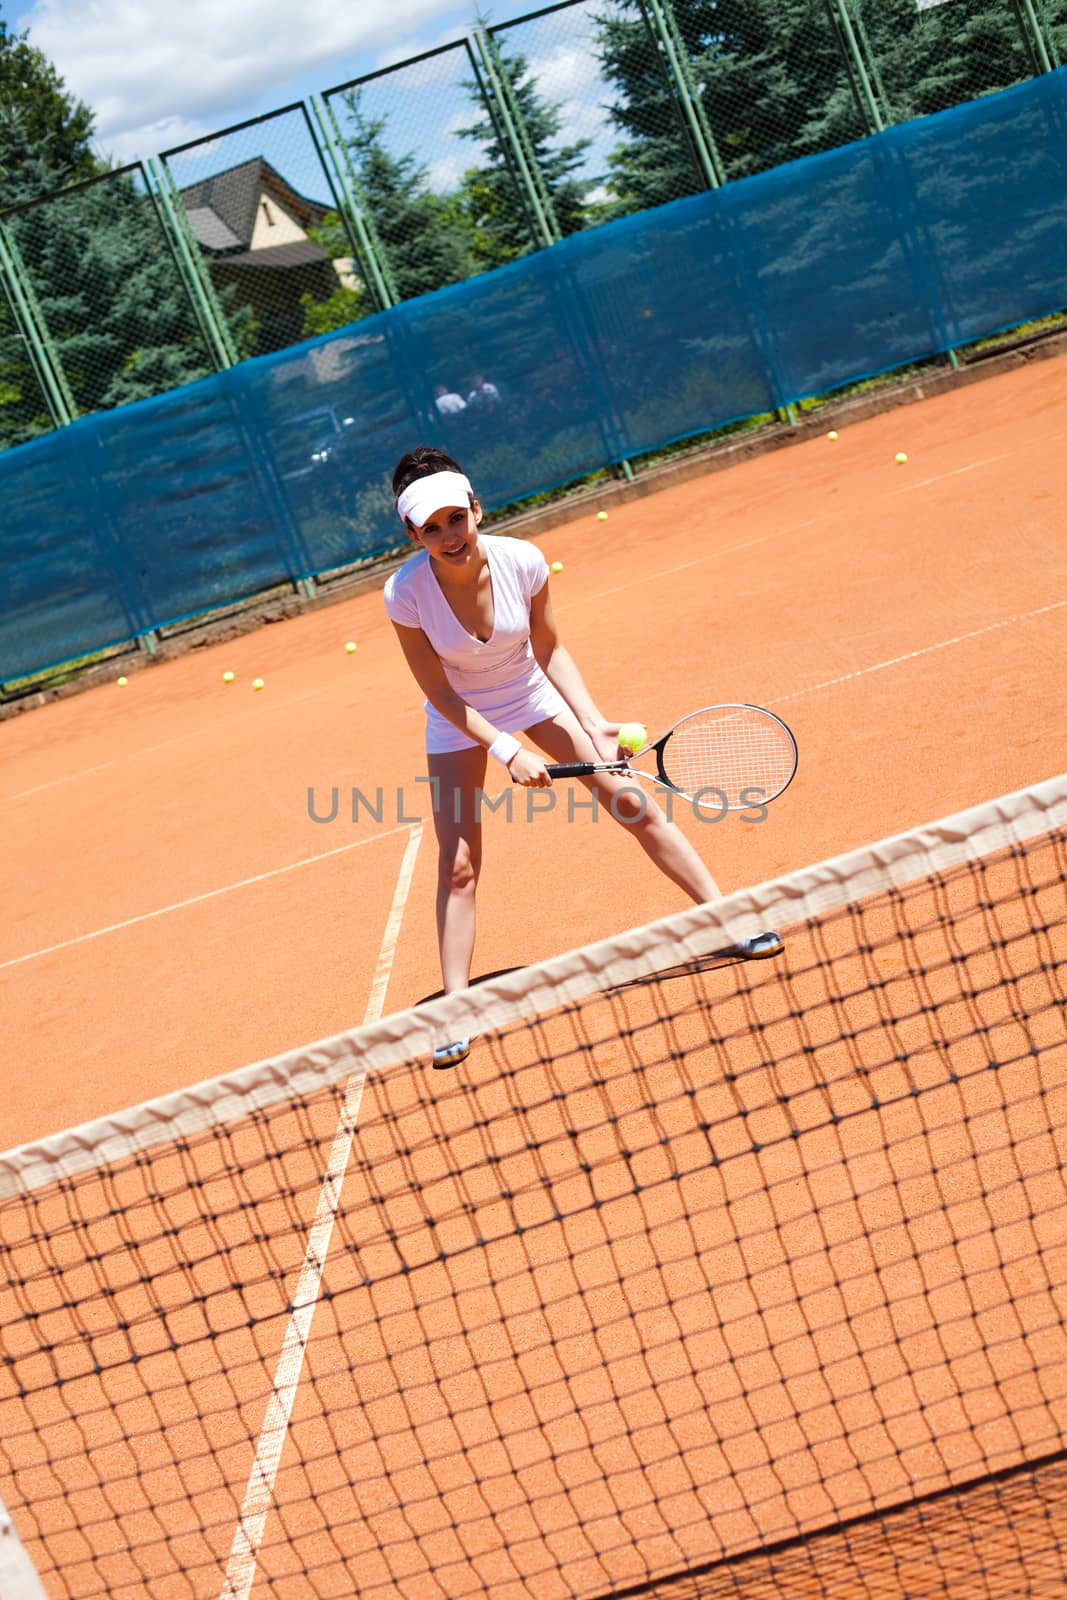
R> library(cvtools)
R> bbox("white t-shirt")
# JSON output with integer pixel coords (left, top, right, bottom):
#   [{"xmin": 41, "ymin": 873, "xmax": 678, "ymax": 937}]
[{"xmin": 384, "ymin": 533, "xmax": 566, "ymax": 752}]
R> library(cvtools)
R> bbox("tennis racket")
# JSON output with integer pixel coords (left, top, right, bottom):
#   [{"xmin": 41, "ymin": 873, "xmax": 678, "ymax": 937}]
[{"xmin": 546, "ymin": 704, "xmax": 797, "ymax": 816}]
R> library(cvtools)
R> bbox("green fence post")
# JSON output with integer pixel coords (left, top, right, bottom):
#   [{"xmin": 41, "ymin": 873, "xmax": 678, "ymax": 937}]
[
  {"xmin": 826, "ymin": 0, "xmax": 885, "ymax": 134},
  {"xmin": 642, "ymin": 0, "xmax": 727, "ymax": 189},
  {"xmin": 1037, "ymin": 0, "xmax": 1062, "ymax": 67},
  {"xmin": 146, "ymin": 158, "xmax": 239, "ymax": 370},
  {"xmin": 0, "ymin": 218, "xmax": 77, "ymax": 427},
  {"xmin": 1014, "ymin": 0, "xmax": 1056, "ymax": 73},
  {"xmin": 308, "ymin": 93, "xmax": 398, "ymax": 312},
  {"xmin": 473, "ymin": 29, "xmax": 560, "ymax": 248}
]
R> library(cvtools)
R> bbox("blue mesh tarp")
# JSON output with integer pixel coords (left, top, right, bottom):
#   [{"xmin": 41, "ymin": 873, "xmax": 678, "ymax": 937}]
[{"xmin": 2, "ymin": 71, "xmax": 1065, "ymax": 683}]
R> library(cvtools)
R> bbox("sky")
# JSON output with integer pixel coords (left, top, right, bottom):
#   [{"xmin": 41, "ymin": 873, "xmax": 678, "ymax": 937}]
[{"xmin": 4, "ymin": 0, "xmax": 620, "ymax": 201}]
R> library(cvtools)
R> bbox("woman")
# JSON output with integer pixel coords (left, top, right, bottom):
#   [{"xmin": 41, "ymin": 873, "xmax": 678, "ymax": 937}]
[{"xmin": 384, "ymin": 446, "xmax": 775, "ymax": 1066}]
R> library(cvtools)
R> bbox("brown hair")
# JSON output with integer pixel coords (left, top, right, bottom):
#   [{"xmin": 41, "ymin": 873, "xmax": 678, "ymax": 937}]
[{"xmin": 391, "ymin": 446, "xmax": 467, "ymax": 503}]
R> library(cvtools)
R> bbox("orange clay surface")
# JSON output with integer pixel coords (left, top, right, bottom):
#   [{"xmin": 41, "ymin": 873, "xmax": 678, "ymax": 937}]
[
  {"xmin": 1, "ymin": 356, "xmax": 1066, "ymax": 1600},
  {"xmin": 3, "ymin": 357, "xmax": 1064, "ymax": 1150}
]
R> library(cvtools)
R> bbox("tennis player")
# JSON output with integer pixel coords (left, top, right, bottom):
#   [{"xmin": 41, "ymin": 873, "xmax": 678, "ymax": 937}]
[{"xmin": 385, "ymin": 446, "xmax": 776, "ymax": 1067}]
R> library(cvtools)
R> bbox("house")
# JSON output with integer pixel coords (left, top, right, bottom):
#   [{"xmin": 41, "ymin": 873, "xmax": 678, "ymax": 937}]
[{"xmin": 178, "ymin": 157, "xmax": 358, "ymax": 355}]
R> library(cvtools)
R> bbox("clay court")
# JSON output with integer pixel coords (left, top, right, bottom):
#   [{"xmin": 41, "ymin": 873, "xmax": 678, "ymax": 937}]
[
  {"xmin": 1, "ymin": 355, "xmax": 1066, "ymax": 1600},
  {"xmin": 2, "ymin": 357, "xmax": 1064, "ymax": 1150}
]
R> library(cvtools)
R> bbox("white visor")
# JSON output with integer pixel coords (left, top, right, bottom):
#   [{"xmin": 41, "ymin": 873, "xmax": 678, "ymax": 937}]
[{"xmin": 397, "ymin": 470, "xmax": 473, "ymax": 527}]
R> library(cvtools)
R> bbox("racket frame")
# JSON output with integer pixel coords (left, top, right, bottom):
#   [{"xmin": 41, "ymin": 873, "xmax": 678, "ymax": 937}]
[{"xmin": 545, "ymin": 703, "xmax": 798, "ymax": 812}]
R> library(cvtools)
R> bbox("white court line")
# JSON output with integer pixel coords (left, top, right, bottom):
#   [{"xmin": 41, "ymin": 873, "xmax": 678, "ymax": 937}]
[
  {"xmin": 0, "ymin": 824, "xmax": 414, "ymax": 972},
  {"xmin": 895, "ymin": 452, "xmax": 1010, "ymax": 493},
  {"xmin": 768, "ymin": 600, "xmax": 1065, "ymax": 709},
  {"xmin": 2, "ymin": 690, "xmax": 323, "ymax": 804},
  {"xmin": 220, "ymin": 821, "xmax": 423, "ymax": 1600}
]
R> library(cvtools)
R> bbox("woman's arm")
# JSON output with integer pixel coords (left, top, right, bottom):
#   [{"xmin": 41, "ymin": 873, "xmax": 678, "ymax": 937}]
[
  {"xmin": 390, "ymin": 622, "xmax": 550, "ymax": 784},
  {"xmin": 528, "ymin": 581, "xmax": 619, "ymax": 758}
]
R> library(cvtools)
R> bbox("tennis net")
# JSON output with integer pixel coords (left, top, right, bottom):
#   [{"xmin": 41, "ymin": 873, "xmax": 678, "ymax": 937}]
[{"xmin": 1, "ymin": 776, "xmax": 1065, "ymax": 1600}]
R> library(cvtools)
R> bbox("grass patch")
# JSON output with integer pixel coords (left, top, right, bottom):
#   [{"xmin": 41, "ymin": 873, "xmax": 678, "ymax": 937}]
[
  {"xmin": 1, "ymin": 643, "xmax": 124, "ymax": 700},
  {"xmin": 960, "ymin": 310, "xmax": 1067, "ymax": 357}
]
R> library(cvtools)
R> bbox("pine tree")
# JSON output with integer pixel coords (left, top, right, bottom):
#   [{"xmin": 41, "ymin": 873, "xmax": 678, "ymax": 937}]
[
  {"xmin": 849, "ymin": 0, "xmax": 1049, "ymax": 123},
  {"xmin": 6, "ymin": 169, "xmax": 224, "ymax": 413},
  {"xmin": 0, "ymin": 20, "xmax": 97, "ymax": 208},
  {"xmin": 338, "ymin": 92, "xmax": 475, "ymax": 301},
  {"xmin": 0, "ymin": 24, "xmax": 254, "ymax": 444},
  {"xmin": 596, "ymin": 0, "xmax": 1052, "ymax": 217},
  {"xmin": 597, "ymin": 0, "xmax": 871, "ymax": 214},
  {"xmin": 456, "ymin": 36, "xmax": 594, "ymax": 269}
]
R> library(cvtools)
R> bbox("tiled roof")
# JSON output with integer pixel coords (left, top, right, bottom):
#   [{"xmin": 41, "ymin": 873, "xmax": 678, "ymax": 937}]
[
  {"xmin": 178, "ymin": 157, "xmax": 329, "ymax": 251},
  {"xmin": 216, "ymin": 239, "xmax": 330, "ymax": 270},
  {"xmin": 184, "ymin": 206, "xmax": 242, "ymax": 252}
]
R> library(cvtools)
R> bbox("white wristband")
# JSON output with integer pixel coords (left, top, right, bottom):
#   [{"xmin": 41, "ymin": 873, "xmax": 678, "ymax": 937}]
[{"xmin": 488, "ymin": 733, "xmax": 521, "ymax": 767}]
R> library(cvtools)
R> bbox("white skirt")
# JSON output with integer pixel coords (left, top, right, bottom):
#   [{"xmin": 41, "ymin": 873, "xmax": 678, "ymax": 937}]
[{"xmin": 425, "ymin": 663, "xmax": 568, "ymax": 754}]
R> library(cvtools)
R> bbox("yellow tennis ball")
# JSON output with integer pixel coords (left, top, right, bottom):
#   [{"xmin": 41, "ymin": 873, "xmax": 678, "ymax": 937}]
[
  {"xmin": 618, "ymin": 721, "xmax": 647, "ymax": 754},
  {"xmin": 252, "ymin": 677, "xmax": 265, "ymax": 691},
  {"xmin": 344, "ymin": 641, "xmax": 357, "ymax": 654},
  {"xmin": 550, "ymin": 561, "xmax": 564, "ymax": 574},
  {"xmin": 223, "ymin": 670, "xmax": 235, "ymax": 683},
  {"xmin": 597, "ymin": 510, "xmax": 608, "ymax": 521},
  {"xmin": 827, "ymin": 430, "xmax": 838, "ymax": 441},
  {"xmin": 895, "ymin": 451, "xmax": 908, "ymax": 465},
  {"xmin": 116, "ymin": 675, "xmax": 128, "ymax": 687}
]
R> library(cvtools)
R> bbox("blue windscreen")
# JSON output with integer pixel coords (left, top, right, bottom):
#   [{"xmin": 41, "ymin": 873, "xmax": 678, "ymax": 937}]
[{"xmin": 2, "ymin": 72, "xmax": 1065, "ymax": 682}]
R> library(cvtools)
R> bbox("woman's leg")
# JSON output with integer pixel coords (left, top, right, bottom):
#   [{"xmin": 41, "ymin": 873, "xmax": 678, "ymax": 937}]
[
  {"xmin": 428, "ymin": 744, "xmax": 488, "ymax": 994},
  {"xmin": 526, "ymin": 710, "xmax": 722, "ymax": 903}
]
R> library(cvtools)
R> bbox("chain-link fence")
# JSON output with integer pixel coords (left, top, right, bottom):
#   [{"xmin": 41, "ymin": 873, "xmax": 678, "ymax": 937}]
[
  {"xmin": 0, "ymin": 236, "xmax": 57, "ymax": 452},
  {"xmin": 0, "ymin": 0, "xmax": 1061, "ymax": 458},
  {"xmin": 159, "ymin": 105, "xmax": 355, "ymax": 361},
  {"xmin": 1, "ymin": 163, "xmax": 218, "ymax": 423}
]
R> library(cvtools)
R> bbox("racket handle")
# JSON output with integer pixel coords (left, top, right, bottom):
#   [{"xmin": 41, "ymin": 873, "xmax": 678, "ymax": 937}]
[{"xmin": 546, "ymin": 761, "xmax": 629, "ymax": 778}]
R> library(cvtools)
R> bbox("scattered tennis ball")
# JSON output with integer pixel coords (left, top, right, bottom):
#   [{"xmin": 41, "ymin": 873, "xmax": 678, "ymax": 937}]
[
  {"xmin": 618, "ymin": 721, "xmax": 647, "ymax": 754},
  {"xmin": 252, "ymin": 677, "xmax": 265, "ymax": 691},
  {"xmin": 550, "ymin": 560, "xmax": 564, "ymax": 573},
  {"xmin": 116, "ymin": 675, "xmax": 128, "ymax": 687},
  {"xmin": 344, "ymin": 641, "xmax": 357, "ymax": 654},
  {"xmin": 597, "ymin": 510, "xmax": 608, "ymax": 521},
  {"xmin": 223, "ymin": 670, "xmax": 235, "ymax": 683},
  {"xmin": 895, "ymin": 451, "xmax": 908, "ymax": 465},
  {"xmin": 827, "ymin": 429, "xmax": 838, "ymax": 441}
]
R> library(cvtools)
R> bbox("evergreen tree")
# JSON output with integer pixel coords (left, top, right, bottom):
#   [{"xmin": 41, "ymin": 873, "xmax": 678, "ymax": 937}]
[
  {"xmin": 596, "ymin": 0, "xmax": 1052, "ymax": 215},
  {"xmin": 0, "ymin": 25, "xmax": 100, "ymax": 448},
  {"xmin": 457, "ymin": 37, "xmax": 594, "ymax": 269},
  {"xmin": 300, "ymin": 212, "xmax": 365, "ymax": 336},
  {"xmin": 0, "ymin": 108, "xmax": 62, "ymax": 448},
  {"xmin": 849, "ymin": 0, "xmax": 1048, "ymax": 123},
  {"xmin": 597, "ymin": 0, "xmax": 868, "ymax": 213},
  {"xmin": 0, "ymin": 20, "xmax": 97, "ymax": 208},
  {"xmin": 339, "ymin": 91, "xmax": 475, "ymax": 301},
  {"xmin": 0, "ymin": 23, "xmax": 254, "ymax": 447},
  {"xmin": 6, "ymin": 170, "xmax": 223, "ymax": 413}
]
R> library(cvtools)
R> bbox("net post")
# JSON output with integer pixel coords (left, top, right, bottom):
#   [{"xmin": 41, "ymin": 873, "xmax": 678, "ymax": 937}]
[{"xmin": 0, "ymin": 1492, "xmax": 50, "ymax": 1600}]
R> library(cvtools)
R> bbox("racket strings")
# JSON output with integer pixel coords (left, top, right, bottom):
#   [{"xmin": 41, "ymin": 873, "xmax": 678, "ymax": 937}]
[{"xmin": 661, "ymin": 709, "xmax": 795, "ymax": 807}]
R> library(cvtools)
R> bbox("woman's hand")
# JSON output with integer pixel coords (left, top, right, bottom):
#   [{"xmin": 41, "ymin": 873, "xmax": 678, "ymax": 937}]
[
  {"xmin": 507, "ymin": 748, "xmax": 553, "ymax": 787},
  {"xmin": 585, "ymin": 719, "xmax": 630, "ymax": 764}
]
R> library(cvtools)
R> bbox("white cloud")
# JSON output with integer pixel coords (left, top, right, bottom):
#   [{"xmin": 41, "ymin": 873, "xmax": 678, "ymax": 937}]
[{"xmin": 15, "ymin": 0, "xmax": 465, "ymax": 158}]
